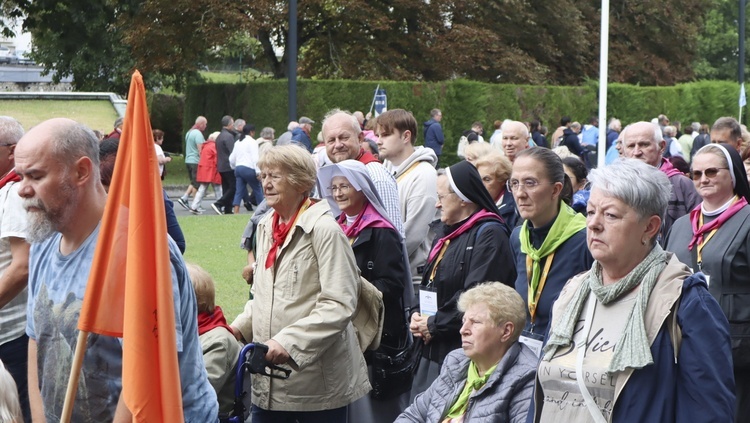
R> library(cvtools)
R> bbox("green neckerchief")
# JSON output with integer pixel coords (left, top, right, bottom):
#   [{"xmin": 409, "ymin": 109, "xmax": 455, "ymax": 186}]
[
  {"xmin": 519, "ymin": 202, "xmax": 586, "ymax": 302},
  {"xmin": 445, "ymin": 361, "xmax": 498, "ymax": 419},
  {"xmin": 543, "ymin": 244, "xmax": 668, "ymax": 373}
]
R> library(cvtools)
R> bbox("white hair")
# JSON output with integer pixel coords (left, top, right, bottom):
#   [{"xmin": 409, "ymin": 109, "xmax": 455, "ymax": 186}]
[{"xmin": 0, "ymin": 360, "xmax": 21, "ymax": 422}]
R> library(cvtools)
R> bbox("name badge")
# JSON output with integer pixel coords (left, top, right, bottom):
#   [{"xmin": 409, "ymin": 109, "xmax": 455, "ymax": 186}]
[
  {"xmin": 419, "ymin": 288, "xmax": 438, "ymax": 316},
  {"xmin": 519, "ymin": 330, "xmax": 545, "ymax": 357}
]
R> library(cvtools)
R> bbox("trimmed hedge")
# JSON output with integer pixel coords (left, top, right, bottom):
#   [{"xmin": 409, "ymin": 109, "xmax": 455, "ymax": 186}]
[{"xmin": 182, "ymin": 79, "xmax": 746, "ymax": 166}]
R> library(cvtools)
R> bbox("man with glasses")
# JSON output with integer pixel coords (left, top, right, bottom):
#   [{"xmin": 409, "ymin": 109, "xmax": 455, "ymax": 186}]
[{"xmin": 621, "ymin": 121, "xmax": 700, "ymax": 242}]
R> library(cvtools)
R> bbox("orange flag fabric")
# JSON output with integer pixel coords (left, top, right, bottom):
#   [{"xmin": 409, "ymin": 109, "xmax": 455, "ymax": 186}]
[{"xmin": 78, "ymin": 70, "xmax": 184, "ymax": 421}]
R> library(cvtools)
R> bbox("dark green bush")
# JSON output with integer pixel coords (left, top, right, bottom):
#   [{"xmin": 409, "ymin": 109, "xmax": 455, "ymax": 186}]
[{"xmin": 183, "ymin": 79, "xmax": 747, "ymax": 165}]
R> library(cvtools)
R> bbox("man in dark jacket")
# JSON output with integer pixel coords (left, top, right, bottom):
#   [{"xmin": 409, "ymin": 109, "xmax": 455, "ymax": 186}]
[
  {"xmin": 561, "ymin": 122, "xmax": 584, "ymax": 158},
  {"xmin": 423, "ymin": 109, "xmax": 444, "ymax": 167},
  {"xmin": 212, "ymin": 115, "xmax": 237, "ymax": 215}
]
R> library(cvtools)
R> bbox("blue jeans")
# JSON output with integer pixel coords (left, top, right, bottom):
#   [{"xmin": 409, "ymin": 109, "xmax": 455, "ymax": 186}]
[
  {"xmin": 0, "ymin": 334, "xmax": 29, "ymax": 422},
  {"xmin": 251, "ymin": 404, "xmax": 347, "ymax": 423},
  {"xmin": 233, "ymin": 166, "xmax": 263, "ymax": 207}
]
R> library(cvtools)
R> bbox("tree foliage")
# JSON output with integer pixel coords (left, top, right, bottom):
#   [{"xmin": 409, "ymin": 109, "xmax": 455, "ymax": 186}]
[
  {"xmin": 1, "ymin": 0, "xmax": 719, "ymax": 92},
  {"xmin": 694, "ymin": 0, "xmax": 744, "ymax": 81}
]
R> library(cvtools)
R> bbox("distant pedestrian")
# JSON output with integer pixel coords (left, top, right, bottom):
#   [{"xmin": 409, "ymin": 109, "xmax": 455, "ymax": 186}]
[{"xmin": 423, "ymin": 109, "xmax": 444, "ymax": 167}]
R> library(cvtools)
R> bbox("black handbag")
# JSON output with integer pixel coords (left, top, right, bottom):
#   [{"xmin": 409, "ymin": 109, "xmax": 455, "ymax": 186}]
[{"xmin": 370, "ymin": 337, "xmax": 423, "ymax": 400}]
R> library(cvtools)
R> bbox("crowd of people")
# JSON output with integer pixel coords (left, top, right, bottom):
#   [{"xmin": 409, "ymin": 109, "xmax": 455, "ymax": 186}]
[{"xmin": 0, "ymin": 108, "xmax": 746, "ymax": 423}]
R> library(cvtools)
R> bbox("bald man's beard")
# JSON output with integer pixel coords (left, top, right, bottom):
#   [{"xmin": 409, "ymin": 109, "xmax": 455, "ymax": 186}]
[{"xmin": 23, "ymin": 181, "xmax": 77, "ymax": 243}]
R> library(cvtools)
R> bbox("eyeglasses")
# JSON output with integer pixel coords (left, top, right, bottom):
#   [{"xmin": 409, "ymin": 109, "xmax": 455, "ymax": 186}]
[
  {"xmin": 506, "ymin": 179, "xmax": 553, "ymax": 192},
  {"xmin": 691, "ymin": 167, "xmax": 728, "ymax": 180},
  {"xmin": 327, "ymin": 184, "xmax": 352, "ymax": 194},
  {"xmin": 437, "ymin": 192, "xmax": 457, "ymax": 202}
]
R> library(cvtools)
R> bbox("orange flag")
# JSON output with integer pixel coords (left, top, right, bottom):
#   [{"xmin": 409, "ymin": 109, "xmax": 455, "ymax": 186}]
[{"xmin": 78, "ymin": 70, "xmax": 184, "ymax": 420}]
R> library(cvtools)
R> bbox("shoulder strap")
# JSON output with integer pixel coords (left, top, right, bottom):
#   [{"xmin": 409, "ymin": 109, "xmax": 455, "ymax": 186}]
[
  {"xmin": 462, "ymin": 220, "xmax": 504, "ymax": 280},
  {"xmin": 667, "ymin": 296, "xmax": 682, "ymax": 363}
]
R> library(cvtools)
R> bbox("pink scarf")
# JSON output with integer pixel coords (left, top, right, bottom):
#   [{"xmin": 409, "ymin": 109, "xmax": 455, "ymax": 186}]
[
  {"xmin": 428, "ymin": 210, "xmax": 502, "ymax": 262},
  {"xmin": 659, "ymin": 158, "xmax": 683, "ymax": 178},
  {"xmin": 688, "ymin": 197, "xmax": 748, "ymax": 250},
  {"xmin": 338, "ymin": 203, "xmax": 394, "ymax": 238}
]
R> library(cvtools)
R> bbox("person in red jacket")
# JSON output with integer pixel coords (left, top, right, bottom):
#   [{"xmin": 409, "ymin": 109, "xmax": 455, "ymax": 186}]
[{"xmin": 190, "ymin": 132, "xmax": 223, "ymax": 214}]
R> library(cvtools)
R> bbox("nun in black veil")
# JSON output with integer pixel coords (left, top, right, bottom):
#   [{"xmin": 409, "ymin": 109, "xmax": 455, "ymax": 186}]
[
  {"xmin": 408, "ymin": 160, "xmax": 517, "ymax": 399},
  {"xmin": 665, "ymin": 142, "xmax": 750, "ymax": 422}
]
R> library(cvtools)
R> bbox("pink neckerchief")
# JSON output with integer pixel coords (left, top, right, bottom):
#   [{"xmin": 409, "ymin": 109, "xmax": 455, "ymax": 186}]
[
  {"xmin": 688, "ymin": 197, "xmax": 748, "ymax": 250},
  {"xmin": 659, "ymin": 158, "xmax": 683, "ymax": 178},
  {"xmin": 428, "ymin": 210, "xmax": 501, "ymax": 262},
  {"xmin": 338, "ymin": 202, "xmax": 394, "ymax": 239}
]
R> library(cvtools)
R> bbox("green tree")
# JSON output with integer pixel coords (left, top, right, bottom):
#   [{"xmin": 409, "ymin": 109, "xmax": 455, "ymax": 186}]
[{"xmin": 694, "ymin": 0, "xmax": 744, "ymax": 81}]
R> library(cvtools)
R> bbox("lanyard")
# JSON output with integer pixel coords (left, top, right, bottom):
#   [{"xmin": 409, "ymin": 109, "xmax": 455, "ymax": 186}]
[
  {"xmin": 696, "ymin": 213, "xmax": 718, "ymax": 269},
  {"xmin": 396, "ymin": 161, "xmax": 421, "ymax": 183},
  {"xmin": 428, "ymin": 239, "xmax": 451, "ymax": 284},
  {"xmin": 526, "ymin": 252, "xmax": 555, "ymax": 325}
]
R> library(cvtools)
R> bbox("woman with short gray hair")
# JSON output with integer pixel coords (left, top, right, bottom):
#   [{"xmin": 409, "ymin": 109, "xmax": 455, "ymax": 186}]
[{"xmin": 530, "ymin": 158, "xmax": 734, "ymax": 422}]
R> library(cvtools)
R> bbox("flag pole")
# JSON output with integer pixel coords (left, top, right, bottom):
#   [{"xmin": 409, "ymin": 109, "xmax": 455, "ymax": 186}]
[
  {"xmin": 368, "ymin": 84, "xmax": 380, "ymax": 116},
  {"xmin": 60, "ymin": 330, "xmax": 90, "ymax": 422}
]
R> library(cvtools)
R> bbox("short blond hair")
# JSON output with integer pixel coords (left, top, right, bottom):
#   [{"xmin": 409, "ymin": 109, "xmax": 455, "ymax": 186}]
[
  {"xmin": 258, "ymin": 145, "xmax": 318, "ymax": 193},
  {"xmin": 474, "ymin": 151, "xmax": 512, "ymax": 184},
  {"xmin": 458, "ymin": 282, "xmax": 526, "ymax": 343},
  {"xmin": 186, "ymin": 263, "xmax": 215, "ymax": 314},
  {"xmin": 464, "ymin": 142, "xmax": 495, "ymax": 164}
]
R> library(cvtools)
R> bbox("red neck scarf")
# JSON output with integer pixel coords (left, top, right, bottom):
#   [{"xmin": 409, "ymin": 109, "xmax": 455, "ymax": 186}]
[
  {"xmin": 688, "ymin": 197, "xmax": 748, "ymax": 250},
  {"xmin": 197, "ymin": 306, "xmax": 233, "ymax": 336},
  {"xmin": 0, "ymin": 170, "xmax": 20, "ymax": 190},
  {"xmin": 659, "ymin": 158, "xmax": 683, "ymax": 178},
  {"xmin": 356, "ymin": 149, "xmax": 379, "ymax": 165},
  {"xmin": 494, "ymin": 188, "xmax": 506, "ymax": 204},
  {"xmin": 428, "ymin": 210, "xmax": 501, "ymax": 262},
  {"xmin": 265, "ymin": 198, "xmax": 310, "ymax": 269},
  {"xmin": 337, "ymin": 202, "xmax": 395, "ymax": 239}
]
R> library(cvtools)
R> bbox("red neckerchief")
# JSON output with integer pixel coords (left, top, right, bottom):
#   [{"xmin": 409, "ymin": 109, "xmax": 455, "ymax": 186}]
[
  {"xmin": 337, "ymin": 202, "xmax": 395, "ymax": 238},
  {"xmin": 0, "ymin": 170, "xmax": 20, "ymax": 190},
  {"xmin": 265, "ymin": 198, "xmax": 309, "ymax": 269},
  {"xmin": 659, "ymin": 158, "xmax": 683, "ymax": 178},
  {"xmin": 356, "ymin": 149, "xmax": 379, "ymax": 164},
  {"xmin": 197, "ymin": 306, "xmax": 233, "ymax": 336},
  {"xmin": 428, "ymin": 210, "xmax": 502, "ymax": 262},
  {"xmin": 688, "ymin": 197, "xmax": 748, "ymax": 250}
]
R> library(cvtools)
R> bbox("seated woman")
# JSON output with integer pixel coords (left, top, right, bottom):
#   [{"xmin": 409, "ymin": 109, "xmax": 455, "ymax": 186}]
[
  {"xmin": 410, "ymin": 160, "xmax": 516, "ymax": 399},
  {"xmin": 318, "ymin": 160, "xmax": 412, "ymax": 422},
  {"xmin": 186, "ymin": 263, "xmax": 241, "ymax": 417},
  {"xmin": 396, "ymin": 282, "xmax": 536, "ymax": 423},
  {"xmin": 532, "ymin": 158, "xmax": 735, "ymax": 422}
]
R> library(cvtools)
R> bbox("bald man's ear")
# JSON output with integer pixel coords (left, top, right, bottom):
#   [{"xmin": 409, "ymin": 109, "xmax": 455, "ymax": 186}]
[
  {"xmin": 73, "ymin": 156, "xmax": 95, "ymax": 185},
  {"xmin": 658, "ymin": 139, "xmax": 667, "ymax": 153}
]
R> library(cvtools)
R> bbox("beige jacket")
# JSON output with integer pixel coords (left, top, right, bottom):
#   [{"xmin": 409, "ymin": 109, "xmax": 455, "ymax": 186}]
[
  {"xmin": 232, "ymin": 200, "xmax": 371, "ymax": 411},
  {"xmin": 199, "ymin": 327, "xmax": 242, "ymax": 414}
]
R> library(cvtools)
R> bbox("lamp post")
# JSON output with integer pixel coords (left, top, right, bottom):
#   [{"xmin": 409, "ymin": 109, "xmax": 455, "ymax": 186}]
[{"xmin": 288, "ymin": 0, "xmax": 298, "ymax": 123}]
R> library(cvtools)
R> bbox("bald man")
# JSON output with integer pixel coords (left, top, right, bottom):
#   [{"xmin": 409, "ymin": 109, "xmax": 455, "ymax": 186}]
[
  {"xmin": 501, "ymin": 120, "xmax": 531, "ymax": 162},
  {"xmin": 621, "ymin": 121, "xmax": 700, "ymax": 242},
  {"xmin": 16, "ymin": 119, "xmax": 217, "ymax": 422}
]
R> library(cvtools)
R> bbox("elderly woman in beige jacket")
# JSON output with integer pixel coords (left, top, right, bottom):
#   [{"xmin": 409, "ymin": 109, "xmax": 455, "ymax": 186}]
[{"xmin": 230, "ymin": 145, "xmax": 370, "ymax": 423}]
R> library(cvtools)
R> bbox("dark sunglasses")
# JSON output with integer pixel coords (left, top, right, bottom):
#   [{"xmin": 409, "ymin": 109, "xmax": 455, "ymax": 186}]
[{"xmin": 691, "ymin": 167, "xmax": 728, "ymax": 180}]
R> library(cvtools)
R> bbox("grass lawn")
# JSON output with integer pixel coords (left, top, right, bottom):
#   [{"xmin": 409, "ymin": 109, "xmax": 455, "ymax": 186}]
[
  {"xmin": 178, "ymin": 213, "xmax": 252, "ymax": 322},
  {"xmin": 163, "ymin": 155, "xmax": 191, "ymax": 187},
  {"xmin": 0, "ymin": 100, "xmax": 120, "ymax": 133}
]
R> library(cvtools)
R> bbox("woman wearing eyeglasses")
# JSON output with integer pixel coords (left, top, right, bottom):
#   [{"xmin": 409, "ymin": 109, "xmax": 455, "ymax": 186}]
[
  {"xmin": 317, "ymin": 160, "xmax": 413, "ymax": 423},
  {"xmin": 509, "ymin": 148, "xmax": 593, "ymax": 355},
  {"xmin": 409, "ymin": 160, "xmax": 516, "ymax": 400},
  {"xmin": 666, "ymin": 143, "xmax": 750, "ymax": 422}
]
